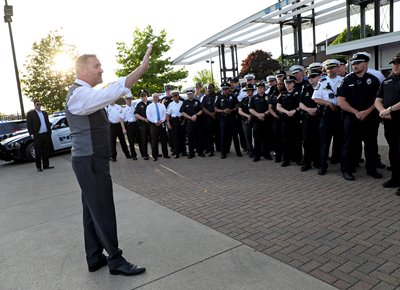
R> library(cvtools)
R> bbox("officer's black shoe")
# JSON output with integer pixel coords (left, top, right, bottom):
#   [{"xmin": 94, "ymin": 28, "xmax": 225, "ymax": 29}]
[
  {"xmin": 37, "ymin": 168, "xmax": 43, "ymax": 172},
  {"xmin": 264, "ymin": 154, "xmax": 272, "ymax": 160},
  {"xmin": 236, "ymin": 152, "xmax": 243, "ymax": 157},
  {"xmin": 198, "ymin": 153, "xmax": 205, "ymax": 157},
  {"xmin": 164, "ymin": 155, "xmax": 171, "ymax": 159},
  {"xmin": 88, "ymin": 255, "xmax": 108, "ymax": 272},
  {"xmin": 143, "ymin": 156, "xmax": 149, "ymax": 160},
  {"xmin": 188, "ymin": 155, "xmax": 195, "ymax": 159},
  {"xmin": 253, "ymin": 157, "xmax": 260, "ymax": 162},
  {"xmin": 367, "ymin": 171, "xmax": 383, "ymax": 179},
  {"xmin": 182, "ymin": 152, "xmax": 188, "ymax": 156},
  {"xmin": 318, "ymin": 168, "xmax": 327, "ymax": 175},
  {"xmin": 342, "ymin": 172, "xmax": 355, "ymax": 181},
  {"xmin": 395, "ymin": 188, "xmax": 400, "ymax": 196},
  {"xmin": 109, "ymin": 262, "xmax": 146, "ymax": 276},
  {"xmin": 174, "ymin": 155, "xmax": 180, "ymax": 159},
  {"xmin": 208, "ymin": 152, "xmax": 214, "ymax": 157},
  {"xmin": 221, "ymin": 154, "xmax": 226, "ymax": 159},
  {"xmin": 382, "ymin": 179, "xmax": 400, "ymax": 188},
  {"xmin": 281, "ymin": 161, "xmax": 290, "ymax": 167},
  {"xmin": 152, "ymin": 157, "xmax": 157, "ymax": 161},
  {"xmin": 126, "ymin": 154, "xmax": 132, "ymax": 159},
  {"xmin": 132, "ymin": 156, "xmax": 138, "ymax": 160},
  {"xmin": 300, "ymin": 165, "xmax": 311, "ymax": 172}
]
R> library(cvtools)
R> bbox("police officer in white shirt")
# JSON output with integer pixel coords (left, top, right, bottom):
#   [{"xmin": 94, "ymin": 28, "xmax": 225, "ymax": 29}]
[
  {"xmin": 237, "ymin": 74, "xmax": 257, "ymax": 102},
  {"xmin": 120, "ymin": 95, "xmax": 138, "ymax": 160},
  {"xmin": 166, "ymin": 90, "xmax": 185, "ymax": 158},
  {"xmin": 107, "ymin": 102, "xmax": 131, "ymax": 161},
  {"xmin": 146, "ymin": 93, "xmax": 170, "ymax": 161}
]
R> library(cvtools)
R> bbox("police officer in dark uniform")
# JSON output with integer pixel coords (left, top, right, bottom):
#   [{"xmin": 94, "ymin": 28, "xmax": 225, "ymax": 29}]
[
  {"xmin": 337, "ymin": 52, "xmax": 382, "ymax": 181},
  {"xmin": 238, "ymin": 83, "xmax": 255, "ymax": 158},
  {"xmin": 299, "ymin": 69, "xmax": 321, "ymax": 171},
  {"xmin": 166, "ymin": 90, "xmax": 186, "ymax": 158},
  {"xmin": 134, "ymin": 89, "xmax": 151, "ymax": 160},
  {"xmin": 277, "ymin": 75, "xmax": 302, "ymax": 167},
  {"xmin": 249, "ymin": 82, "xmax": 270, "ymax": 162},
  {"xmin": 290, "ymin": 65, "xmax": 308, "ymax": 95},
  {"xmin": 214, "ymin": 82, "xmax": 240, "ymax": 159},
  {"xmin": 201, "ymin": 83, "xmax": 217, "ymax": 157},
  {"xmin": 375, "ymin": 53, "xmax": 400, "ymax": 194},
  {"xmin": 180, "ymin": 89, "xmax": 204, "ymax": 159}
]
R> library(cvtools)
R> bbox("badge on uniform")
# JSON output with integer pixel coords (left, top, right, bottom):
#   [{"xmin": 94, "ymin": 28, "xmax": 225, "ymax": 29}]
[{"xmin": 366, "ymin": 78, "xmax": 372, "ymax": 85}]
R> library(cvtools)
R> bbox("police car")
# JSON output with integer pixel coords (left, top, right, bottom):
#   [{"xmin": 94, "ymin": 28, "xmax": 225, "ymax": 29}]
[{"xmin": 0, "ymin": 111, "xmax": 72, "ymax": 162}]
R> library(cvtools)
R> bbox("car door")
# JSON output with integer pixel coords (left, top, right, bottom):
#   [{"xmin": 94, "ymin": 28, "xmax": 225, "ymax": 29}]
[{"xmin": 50, "ymin": 117, "xmax": 72, "ymax": 150}]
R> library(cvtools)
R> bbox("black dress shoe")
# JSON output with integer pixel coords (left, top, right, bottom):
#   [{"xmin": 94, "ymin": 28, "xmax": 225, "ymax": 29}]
[
  {"xmin": 188, "ymin": 155, "xmax": 195, "ymax": 159},
  {"xmin": 88, "ymin": 255, "xmax": 108, "ymax": 272},
  {"xmin": 318, "ymin": 168, "xmax": 327, "ymax": 175},
  {"xmin": 174, "ymin": 155, "xmax": 180, "ymax": 159},
  {"xmin": 198, "ymin": 153, "xmax": 205, "ymax": 157},
  {"xmin": 152, "ymin": 157, "xmax": 158, "ymax": 161},
  {"xmin": 43, "ymin": 166, "xmax": 54, "ymax": 169},
  {"xmin": 281, "ymin": 161, "xmax": 290, "ymax": 167},
  {"xmin": 382, "ymin": 179, "xmax": 400, "ymax": 188},
  {"xmin": 236, "ymin": 152, "xmax": 243, "ymax": 157},
  {"xmin": 221, "ymin": 155, "xmax": 226, "ymax": 159},
  {"xmin": 164, "ymin": 155, "xmax": 171, "ymax": 159},
  {"xmin": 132, "ymin": 156, "xmax": 138, "ymax": 160},
  {"xmin": 253, "ymin": 157, "xmax": 260, "ymax": 162},
  {"xmin": 37, "ymin": 168, "xmax": 43, "ymax": 172},
  {"xmin": 367, "ymin": 171, "xmax": 383, "ymax": 179},
  {"xmin": 208, "ymin": 153, "xmax": 214, "ymax": 157},
  {"xmin": 343, "ymin": 172, "xmax": 355, "ymax": 181},
  {"xmin": 300, "ymin": 165, "xmax": 311, "ymax": 172},
  {"xmin": 143, "ymin": 156, "xmax": 149, "ymax": 160},
  {"xmin": 109, "ymin": 262, "xmax": 146, "ymax": 276},
  {"xmin": 126, "ymin": 154, "xmax": 132, "ymax": 159}
]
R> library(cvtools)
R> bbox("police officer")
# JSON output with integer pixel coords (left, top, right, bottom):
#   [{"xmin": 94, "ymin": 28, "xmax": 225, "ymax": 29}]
[
  {"xmin": 277, "ymin": 75, "xmax": 302, "ymax": 167},
  {"xmin": 312, "ymin": 59, "xmax": 343, "ymax": 175},
  {"xmin": 107, "ymin": 102, "xmax": 131, "ymax": 161},
  {"xmin": 289, "ymin": 65, "xmax": 308, "ymax": 95},
  {"xmin": 201, "ymin": 83, "xmax": 217, "ymax": 157},
  {"xmin": 237, "ymin": 73, "xmax": 256, "ymax": 102},
  {"xmin": 166, "ymin": 90, "xmax": 185, "ymax": 158},
  {"xmin": 134, "ymin": 89, "xmax": 151, "ymax": 160},
  {"xmin": 180, "ymin": 89, "xmax": 204, "ymax": 159},
  {"xmin": 337, "ymin": 52, "xmax": 382, "ymax": 181},
  {"xmin": 249, "ymin": 82, "xmax": 271, "ymax": 162},
  {"xmin": 215, "ymin": 82, "xmax": 240, "ymax": 159},
  {"xmin": 120, "ymin": 95, "xmax": 138, "ymax": 160},
  {"xmin": 299, "ymin": 69, "xmax": 321, "ymax": 171},
  {"xmin": 275, "ymin": 69, "xmax": 286, "ymax": 82},
  {"xmin": 375, "ymin": 53, "xmax": 400, "ymax": 194},
  {"xmin": 238, "ymin": 83, "xmax": 255, "ymax": 158}
]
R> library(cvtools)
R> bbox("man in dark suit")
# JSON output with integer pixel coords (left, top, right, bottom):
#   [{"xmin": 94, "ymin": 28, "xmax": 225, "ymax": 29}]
[{"xmin": 26, "ymin": 100, "xmax": 54, "ymax": 172}]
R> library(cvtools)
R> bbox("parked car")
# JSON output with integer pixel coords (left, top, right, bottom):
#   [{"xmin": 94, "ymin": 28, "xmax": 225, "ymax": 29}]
[
  {"xmin": 0, "ymin": 120, "xmax": 27, "ymax": 141},
  {"xmin": 0, "ymin": 112, "xmax": 72, "ymax": 162}
]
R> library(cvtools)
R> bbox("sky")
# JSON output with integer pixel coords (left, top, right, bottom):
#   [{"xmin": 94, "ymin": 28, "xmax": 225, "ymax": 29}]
[{"xmin": 1, "ymin": 0, "xmax": 389, "ymax": 115}]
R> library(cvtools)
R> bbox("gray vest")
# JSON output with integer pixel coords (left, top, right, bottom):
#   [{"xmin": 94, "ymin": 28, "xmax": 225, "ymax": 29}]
[{"xmin": 65, "ymin": 83, "xmax": 110, "ymax": 158}]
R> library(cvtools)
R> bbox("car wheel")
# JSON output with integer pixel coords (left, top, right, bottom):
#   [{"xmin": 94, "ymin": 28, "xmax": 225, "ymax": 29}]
[{"xmin": 25, "ymin": 142, "xmax": 35, "ymax": 161}]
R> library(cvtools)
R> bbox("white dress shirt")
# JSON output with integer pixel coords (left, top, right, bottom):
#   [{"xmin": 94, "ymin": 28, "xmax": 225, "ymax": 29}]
[
  {"xmin": 146, "ymin": 102, "xmax": 166, "ymax": 123},
  {"xmin": 120, "ymin": 104, "xmax": 137, "ymax": 122},
  {"xmin": 66, "ymin": 78, "xmax": 133, "ymax": 115},
  {"xmin": 36, "ymin": 110, "xmax": 48, "ymax": 133},
  {"xmin": 312, "ymin": 75, "xmax": 343, "ymax": 106},
  {"xmin": 107, "ymin": 104, "xmax": 123, "ymax": 124},
  {"xmin": 166, "ymin": 100, "xmax": 183, "ymax": 117}
]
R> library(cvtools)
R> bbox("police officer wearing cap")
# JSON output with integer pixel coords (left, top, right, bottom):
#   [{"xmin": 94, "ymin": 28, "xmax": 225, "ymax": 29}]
[
  {"xmin": 275, "ymin": 69, "xmax": 287, "ymax": 82},
  {"xmin": 249, "ymin": 82, "xmax": 271, "ymax": 162},
  {"xmin": 237, "ymin": 73, "xmax": 256, "ymax": 102},
  {"xmin": 299, "ymin": 69, "xmax": 321, "ymax": 171},
  {"xmin": 167, "ymin": 90, "xmax": 185, "ymax": 158},
  {"xmin": 215, "ymin": 82, "xmax": 241, "ymax": 159},
  {"xmin": 312, "ymin": 59, "xmax": 343, "ymax": 175},
  {"xmin": 375, "ymin": 53, "xmax": 400, "ymax": 194},
  {"xmin": 238, "ymin": 83, "xmax": 255, "ymax": 158},
  {"xmin": 289, "ymin": 65, "xmax": 308, "ymax": 95},
  {"xmin": 201, "ymin": 83, "xmax": 217, "ymax": 157},
  {"xmin": 277, "ymin": 75, "xmax": 302, "ymax": 166},
  {"xmin": 134, "ymin": 89, "xmax": 151, "ymax": 160},
  {"xmin": 180, "ymin": 89, "xmax": 204, "ymax": 158},
  {"xmin": 266, "ymin": 75, "xmax": 278, "ymax": 98},
  {"xmin": 120, "ymin": 94, "xmax": 139, "ymax": 160},
  {"xmin": 107, "ymin": 102, "xmax": 131, "ymax": 161},
  {"xmin": 337, "ymin": 52, "xmax": 382, "ymax": 181}
]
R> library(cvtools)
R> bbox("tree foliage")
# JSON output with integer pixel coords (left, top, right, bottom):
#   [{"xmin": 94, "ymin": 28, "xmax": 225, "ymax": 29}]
[
  {"xmin": 277, "ymin": 55, "xmax": 295, "ymax": 70},
  {"xmin": 192, "ymin": 69, "xmax": 217, "ymax": 90},
  {"xmin": 332, "ymin": 25, "xmax": 375, "ymax": 45},
  {"xmin": 239, "ymin": 50, "xmax": 280, "ymax": 80},
  {"xmin": 21, "ymin": 31, "xmax": 77, "ymax": 113},
  {"xmin": 115, "ymin": 25, "xmax": 188, "ymax": 97}
]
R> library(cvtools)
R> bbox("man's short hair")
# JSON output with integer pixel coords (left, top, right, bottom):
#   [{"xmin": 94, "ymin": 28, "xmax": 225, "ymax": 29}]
[{"xmin": 75, "ymin": 54, "xmax": 97, "ymax": 72}]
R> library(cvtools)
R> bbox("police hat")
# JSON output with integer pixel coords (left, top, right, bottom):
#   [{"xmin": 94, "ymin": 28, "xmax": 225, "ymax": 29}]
[
  {"xmin": 256, "ymin": 82, "xmax": 266, "ymax": 88},
  {"xmin": 185, "ymin": 88, "xmax": 194, "ymax": 94},
  {"xmin": 266, "ymin": 75, "xmax": 277, "ymax": 82},
  {"xmin": 139, "ymin": 89, "xmax": 148, "ymax": 96},
  {"xmin": 307, "ymin": 62, "xmax": 323, "ymax": 71},
  {"xmin": 307, "ymin": 69, "xmax": 321, "ymax": 78},
  {"xmin": 221, "ymin": 82, "xmax": 230, "ymax": 89},
  {"xmin": 389, "ymin": 53, "xmax": 400, "ymax": 64},
  {"xmin": 289, "ymin": 65, "xmax": 305, "ymax": 74},
  {"xmin": 244, "ymin": 73, "xmax": 255, "ymax": 80},
  {"xmin": 283, "ymin": 75, "xmax": 296, "ymax": 82},
  {"xmin": 228, "ymin": 77, "xmax": 239, "ymax": 83},
  {"xmin": 323, "ymin": 59, "xmax": 340, "ymax": 69},
  {"xmin": 171, "ymin": 89, "xmax": 180, "ymax": 96},
  {"xmin": 243, "ymin": 84, "xmax": 256, "ymax": 91},
  {"xmin": 275, "ymin": 69, "xmax": 286, "ymax": 77},
  {"xmin": 350, "ymin": 52, "xmax": 370, "ymax": 64},
  {"xmin": 336, "ymin": 57, "xmax": 347, "ymax": 65}
]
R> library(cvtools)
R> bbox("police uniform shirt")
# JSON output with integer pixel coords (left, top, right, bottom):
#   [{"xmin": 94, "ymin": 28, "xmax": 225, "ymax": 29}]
[
  {"xmin": 277, "ymin": 91, "xmax": 300, "ymax": 111},
  {"xmin": 294, "ymin": 79, "xmax": 308, "ymax": 95},
  {"xmin": 163, "ymin": 96, "xmax": 173, "ymax": 108},
  {"xmin": 180, "ymin": 99, "xmax": 202, "ymax": 116},
  {"xmin": 337, "ymin": 72, "xmax": 380, "ymax": 111},
  {"xmin": 239, "ymin": 96, "xmax": 251, "ymax": 115},
  {"xmin": 146, "ymin": 102, "xmax": 167, "ymax": 123},
  {"xmin": 120, "ymin": 104, "xmax": 137, "ymax": 122},
  {"xmin": 107, "ymin": 104, "xmax": 123, "ymax": 124},
  {"xmin": 201, "ymin": 93, "xmax": 216, "ymax": 112},
  {"xmin": 215, "ymin": 93, "xmax": 238, "ymax": 112},
  {"xmin": 377, "ymin": 74, "xmax": 400, "ymax": 112},
  {"xmin": 134, "ymin": 101, "xmax": 150, "ymax": 118},
  {"xmin": 237, "ymin": 88, "xmax": 256, "ymax": 102},
  {"xmin": 300, "ymin": 83, "xmax": 317, "ymax": 108},
  {"xmin": 312, "ymin": 75, "xmax": 343, "ymax": 106},
  {"xmin": 249, "ymin": 94, "xmax": 269, "ymax": 113},
  {"xmin": 167, "ymin": 100, "xmax": 183, "ymax": 118}
]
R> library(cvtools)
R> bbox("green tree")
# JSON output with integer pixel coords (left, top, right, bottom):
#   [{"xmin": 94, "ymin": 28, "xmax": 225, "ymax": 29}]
[
  {"xmin": 115, "ymin": 25, "xmax": 188, "ymax": 97},
  {"xmin": 277, "ymin": 55, "xmax": 295, "ymax": 70},
  {"xmin": 332, "ymin": 25, "xmax": 375, "ymax": 45},
  {"xmin": 21, "ymin": 31, "xmax": 77, "ymax": 113},
  {"xmin": 240, "ymin": 50, "xmax": 280, "ymax": 80},
  {"xmin": 193, "ymin": 69, "xmax": 216, "ymax": 89}
]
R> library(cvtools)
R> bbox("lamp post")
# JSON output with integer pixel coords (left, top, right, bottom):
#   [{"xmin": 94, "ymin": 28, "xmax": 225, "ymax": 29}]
[
  {"xmin": 4, "ymin": 0, "xmax": 25, "ymax": 118},
  {"xmin": 206, "ymin": 59, "xmax": 214, "ymax": 84}
]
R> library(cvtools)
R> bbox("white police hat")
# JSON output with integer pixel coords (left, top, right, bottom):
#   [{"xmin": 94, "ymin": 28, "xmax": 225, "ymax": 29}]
[
  {"xmin": 323, "ymin": 59, "xmax": 340, "ymax": 68},
  {"xmin": 266, "ymin": 75, "xmax": 277, "ymax": 82},
  {"xmin": 244, "ymin": 73, "xmax": 255, "ymax": 80},
  {"xmin": 307, "ymin": 62, "xmax": 323, "ymax": 70},
  {"xmin": 289, "ymin": 65, "xmax": 305, "ymax": 74}
]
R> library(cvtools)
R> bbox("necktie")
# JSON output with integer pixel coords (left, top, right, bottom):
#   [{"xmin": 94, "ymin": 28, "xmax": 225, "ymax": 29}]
[{"xmin": 155, "ymin": 103, "xmax": 160, "ymax": 121}]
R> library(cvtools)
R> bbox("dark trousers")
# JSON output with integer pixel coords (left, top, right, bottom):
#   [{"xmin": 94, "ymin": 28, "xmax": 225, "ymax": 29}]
[
  {"xmin": 219, "ymin": 117, "xmax": 233, "ymax": 157},
  {"xmin": 138, "ymin": 121, "xmax": 150, "ymax": 157},
  {"xmin": 253, "ymin": 119, "xmax": 267, "ymax": 159},
  {"xmin": 384, "ymin": 116, "xmax": 400, "ymax": 181},
  {"xmin": 302, "ymin": 115, "xmax": 320, "ymax": 166},
  {"xmin": 126, "ymin": 122, "xmax": 138, "ymax": 157},
  {"xmin": 71, "ymin": 156, "xmax": 123, "ymax": 268},
  {"xmin": 242, "ymin": 120, "xmax": 253, "ymax": 156},
  {"xmin": 281, "ymin": 116, "xmax": 302, "ymax": 163},
  {"xmin": 186, "ymin": 121, "xmax": 199, "ymax": 156},
  {"xmin": 170, "ymin": 118, "xmax": 186, "ymax": 156},
  {"xmin": 319, "ymin": 108, "xmax": 341, "ymax": 170},
  {"xmin": 33, "ymin": 132, "xmax": 52, "ymax": 169},
  {"xmin": 204, "ymin": 115, "xmax": 216, "ymax": 154},
  {"xmin": 271, "ymin": 117, "xmax": 282, "ymax": 160},
  {"xmin": 110, "ymin": 123, "xmax": 129, "ymax": 159},
  {"xmin": 149, "ymin": 123, "xmax": 169, "ymax": 157},
  {"xmin": 341, "ymin": 113, "xmax": 380, "ymax": 173}
]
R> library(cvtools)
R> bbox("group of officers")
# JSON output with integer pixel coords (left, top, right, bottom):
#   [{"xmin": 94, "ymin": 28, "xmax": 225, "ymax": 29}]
[{"xmin": 106, "ymin": 51, "xmax": 400, "ymax": 195}]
